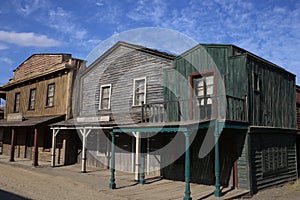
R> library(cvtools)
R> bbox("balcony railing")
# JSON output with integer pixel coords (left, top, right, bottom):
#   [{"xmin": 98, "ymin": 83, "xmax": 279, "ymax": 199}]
[{"xmin": 141, "ymin": 95, "xmax": 248, "ymax": 123}]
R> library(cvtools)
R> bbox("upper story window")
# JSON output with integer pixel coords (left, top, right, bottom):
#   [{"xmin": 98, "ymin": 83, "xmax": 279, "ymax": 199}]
[
  {"xmin": 254, "ymin": 73, "xmax": 261, "ymax": 92},
  {"xmin": 46, "ymin": 83, "xmax": 55, "ymax": 107},
  {"xmin": 193, "ymin": 75, "xmax": 214, "ymax": 105},
  {"xmin": 99, "ymin": 84, "xmax": 112, "ymax": 110},
  {"xmin": 14, "ymin": 92, "xmax": 20, "ymax": 113},
  {"xmin": 28, "ymin": 88, "xmax": 36, "ymax": 110},
  {"xmin": 133, "ymin": 77, "xmax": 146, "ymax": 106}
]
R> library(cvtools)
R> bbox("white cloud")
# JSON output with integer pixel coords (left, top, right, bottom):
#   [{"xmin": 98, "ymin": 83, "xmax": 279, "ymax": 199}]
[
  {"xmin": 0, "ymin": 30, "xmax": 60, "ymax": 47},
  {"xmin": 48, "ymin": 7, "xmax": 87, "ymax": 40}
]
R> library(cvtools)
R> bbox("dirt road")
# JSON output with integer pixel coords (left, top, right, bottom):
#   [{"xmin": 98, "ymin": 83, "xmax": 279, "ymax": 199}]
[
  {"xmin": 0, "ymin": 159, "xmax": 300, "ymax": 200},
  {"xmin": 0, "ymin": 162, "xmax": 119, "ymax": 200}
]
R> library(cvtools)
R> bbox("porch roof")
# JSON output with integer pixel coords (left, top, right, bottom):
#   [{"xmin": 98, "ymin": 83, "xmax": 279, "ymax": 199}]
[
  {"xmin": 49, "ymin": 118, "xmax": 117, "ymax": 129},
  {"xmin": 0, "ymin": 115, "xmax": 65, "ymax": 127},
  {"xmin": 113, "ymin": 119, "xmax": 249, "ymax": 133}
]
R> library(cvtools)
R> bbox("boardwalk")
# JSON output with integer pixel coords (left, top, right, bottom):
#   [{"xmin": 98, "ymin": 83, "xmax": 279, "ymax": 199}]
[{"xmin": 0, "ymin": 156, "xmax": 248, "ymax": 200}]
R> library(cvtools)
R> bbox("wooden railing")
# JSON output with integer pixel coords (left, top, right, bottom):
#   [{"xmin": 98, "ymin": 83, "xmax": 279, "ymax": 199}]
[{"xmin": 141, "ymin": 95, "xmax": 248, "ymax": 123}]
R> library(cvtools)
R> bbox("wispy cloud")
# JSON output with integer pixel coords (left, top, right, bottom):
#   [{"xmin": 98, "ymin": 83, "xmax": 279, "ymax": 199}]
[
  {"xmin": 0, "ymin": 30, "xmax": 60, "ymax": 47},
  {"xmin": 127, "ymin": 0, "xmax": 167, "ymax": 25},
  {"xmin": 48, "ymin": 7, "xmax": 87, "ymax": 40},
  {"xmin": 14, "ymin": 0, "xmax": 48, "ymax": 16},
  {"xmin": 0, "ymin": 44, "xmax": 8, "ymax": 50},
  {"xmin": 0, "ymin": 57, "xmax": 13, "ymax": 65}
]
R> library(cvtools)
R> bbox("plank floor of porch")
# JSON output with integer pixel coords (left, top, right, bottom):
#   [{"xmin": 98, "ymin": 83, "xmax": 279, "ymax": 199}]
[{"xmin": 101, "ymin": 170, "xmax": 250, "ymax": 200}]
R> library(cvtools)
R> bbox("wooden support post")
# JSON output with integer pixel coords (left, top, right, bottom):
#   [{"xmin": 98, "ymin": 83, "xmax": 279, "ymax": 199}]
[
  {"xmin": 81, "ymin": 128, "xmax": 87, "ymax": 173},
  {"xmin": 214, "ymin": 121, "xmax": 221, "ymax": 197},
  {"xmin": 109, "ymin": 131, "xmax": 116, "ymax": 189},
  {"xmin": 9, "ymin": 128, "xmax": 15, "ymax": 162},
  {"xmin": 183, "ymin": 131, "xmax": 192, "ymax": 200},
  {"xmin": 139, "ymin": 137, "xmax": 145, "ymax": 185},
  {"xmin": 33, "ymin": 128, "xmax": 39, "ymax": 167},
  {"xmin": 51, "ymin": 129, "xmax": 59, "ymax": 167},
  {"xmin": 135, "ymin": 132, "xmax": 141, "ymax": 181}
]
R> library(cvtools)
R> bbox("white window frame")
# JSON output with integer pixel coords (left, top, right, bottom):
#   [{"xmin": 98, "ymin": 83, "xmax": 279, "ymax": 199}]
[
  {"xmin": 133, "ymin": 77, "xmax": 147, "ymax": 106},
  {"xmin": 99, "ymin": 84, "xmax": 112, "ymax": 110}
]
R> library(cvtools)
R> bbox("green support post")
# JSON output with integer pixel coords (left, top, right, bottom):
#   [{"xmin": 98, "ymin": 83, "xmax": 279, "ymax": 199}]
[
  {"xmin": 183, "ymin": 131, "xmax": 192, "ymax": 200},
  {"xmin": 214, "ymin": 121, "xmax": 221, "ymax": 197},
  {"xmin": 109, "ymin": 132, "xmax": 116, "ymax": 189},
  {"xmin": 139, "ymin": 154, "xmax": 145, "ymax": 185}
]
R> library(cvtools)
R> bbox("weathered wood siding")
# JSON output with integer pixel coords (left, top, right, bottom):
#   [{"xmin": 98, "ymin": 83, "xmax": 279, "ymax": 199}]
[
  {"xmin": 249, "ymin": 129, "xmax": 297, "ymax": 193},
  {"xmin": 80, "ymin": 43, "xmax": 174, "ymax": 122},
  {"xmin": 165, "ymin": 45, "xmax": 248, "ymax": 121},
  {"xmin": 5, "ymin": 73, "xmax": 69, "ymax": 118},
  {"xmin": 237, "ymin": 134, "xmax": 251, "ymax": 189},
  {"xmin": 162, "ymin": 129, "xmax": 246, "ymax": 187},
  {"xmin": 247, "ymin": 56, "xmax": 296, "ymax": 128},
  {"xmin": 79, "ymin": 42, "xmax": 173, "ymax": 169}
]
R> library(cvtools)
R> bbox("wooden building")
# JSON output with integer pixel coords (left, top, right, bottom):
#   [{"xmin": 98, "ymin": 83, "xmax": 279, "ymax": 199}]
[
  {"xmin": 110, "ymin": 44, "xmax": 297, "ymax": 199},
  {"xmin": 0, "ymin": 54, "xmax": 85, "ymax": 166},
  {"xmin": 50, "ymin": 41, "xmax": 175, "ymax": 175},
  {"xmin": 50, "ymin": 42, "xmax": 297, "ymax": 199}
]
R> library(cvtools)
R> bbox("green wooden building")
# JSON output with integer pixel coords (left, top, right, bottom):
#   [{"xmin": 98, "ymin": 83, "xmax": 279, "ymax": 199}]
[{"xmin": 113, "ymin": 44, "xmax": 297, "ymax": 199}]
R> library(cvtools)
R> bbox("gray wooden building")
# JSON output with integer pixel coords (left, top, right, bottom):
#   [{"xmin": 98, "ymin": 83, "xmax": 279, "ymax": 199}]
[{"xmin": 50, "ymin": 41, "xmax": 175, "ymax": 175}]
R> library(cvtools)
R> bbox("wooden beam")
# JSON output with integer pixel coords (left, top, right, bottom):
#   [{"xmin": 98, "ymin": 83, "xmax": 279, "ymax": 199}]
[
  {"xmin": 9, "ymin": 128, "xmax": 15, "ymax": 162},
  {"xmin": 135, "ymin": 132, "xmax": 141, "ymax": 181},
  {"xmin": 51, "ymin": 129, "xmax": 60, "ymax": 167},
  {"xmin": 109, "ymin": 131, "xmax": 116, "ymax": 189},
  {"xmin": 183, "ymin": 131, "xmax": 192, "ymax": 200},
  {"xmin": 32, "ymin": 128, "xmax": 38, "ymax": 167}
]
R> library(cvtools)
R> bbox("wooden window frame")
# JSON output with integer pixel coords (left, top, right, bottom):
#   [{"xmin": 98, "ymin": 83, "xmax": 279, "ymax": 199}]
[
  {"xmin": 254, "ymin": 73, "xmax": 261, "ymax": 93},
  {"xmin": 14, "ymin": 92, "xmax": 20, "ymax": 113},
  {"xmin": 189, "ymin": 69, "xmax": 217, "ymax": 120},
  {"xmin": 262, "ymin": 146, "xmax": 288, "ymax": 177},
  {"xmin": 133, "ymin": 77, "xmax": 147, "ymax": 106},
  {"xmin": 46, "ymin": 83, "xmax": 55, "ymax": 107},
  {"xmin": 99, "ymin": 84, "xmax": 112, "ymax": 110},
  {"xmin": 28, "ymin": 88, "xmax": 36, "ymax": 110}
]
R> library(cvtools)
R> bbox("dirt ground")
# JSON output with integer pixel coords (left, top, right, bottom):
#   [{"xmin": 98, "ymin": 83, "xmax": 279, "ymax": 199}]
[
  {"xmin": 241, "ymin": 180, "xmax": 300, "ymax": 200},
  {"xmin": 0, "ymin": 158, "xmax": 299, "ymax": 200}
]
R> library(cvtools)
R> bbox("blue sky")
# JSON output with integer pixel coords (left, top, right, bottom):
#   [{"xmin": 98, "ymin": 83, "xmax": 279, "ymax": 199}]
[{"xmin": 0, "ymin": 0, "xmax": 299, "ymax": 86}]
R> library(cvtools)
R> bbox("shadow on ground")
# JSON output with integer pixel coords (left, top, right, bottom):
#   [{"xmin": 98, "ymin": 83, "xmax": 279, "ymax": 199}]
[{"xmin": 0, "ymin": 189, "xmax": 30, "ymax": 200}]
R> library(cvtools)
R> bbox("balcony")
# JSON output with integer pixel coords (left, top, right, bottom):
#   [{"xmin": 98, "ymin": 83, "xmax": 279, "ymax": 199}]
[{"xmin": 141, "ymin": 95, "xmax": 248, "ymax": 124}]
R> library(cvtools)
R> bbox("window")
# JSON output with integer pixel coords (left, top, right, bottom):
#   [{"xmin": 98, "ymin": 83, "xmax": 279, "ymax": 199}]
[
  {"xmin": 46, "ymin": 84, "xmax": 55, "ymax": 107},
  {"xmin": 254, "ymin": 73, "xmax": 260, "ymax": 92},
  {"xmin": 193, "ymin": 74, "xmax": 214, "ymax": 119},
  {"xmin": 14, "ymin": 92, "xmax": 20, "ymax": 113},
  {"xmin": 28, "ymin": 88, "xmax": 36, "ymax": 110},
  {"xmin": 194, "ymin": 75, "xmax": 214, "ymax": 105},
  {"xmin": 133, "ymin": 77, "xmax": 146, "ymax": 106},
  {"xmin": 262, "ymin": 146, "xmax": 288, "ymax": 177},
  {"xmin": 99, "ymin": 84, "xmax": 112, "ymax": 110}
]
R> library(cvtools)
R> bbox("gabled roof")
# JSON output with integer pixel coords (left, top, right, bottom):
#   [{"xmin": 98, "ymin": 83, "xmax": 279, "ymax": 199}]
[
  {"xmin": 13, "ymin": 53, "xmax": 72, "ymax": 72},
  {"xmin": 81, "ymin": 41, "xmax": 176, "ymax": 77}
]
